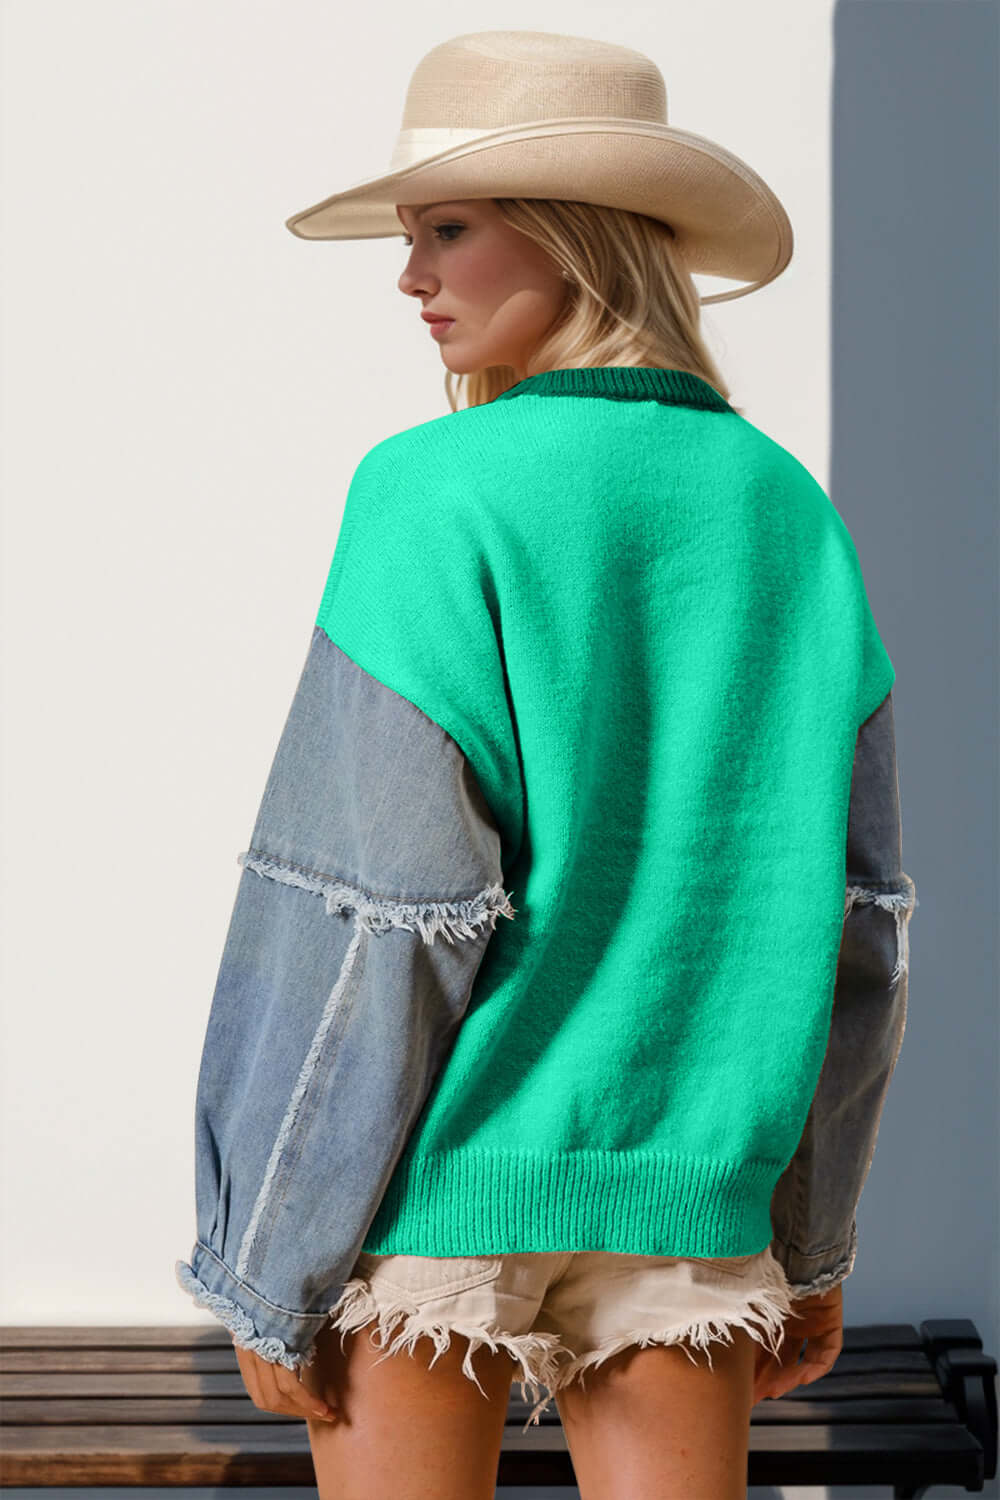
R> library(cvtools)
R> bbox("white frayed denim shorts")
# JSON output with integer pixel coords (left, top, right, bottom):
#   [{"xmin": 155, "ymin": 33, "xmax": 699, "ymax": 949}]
[{"xmin": 326, "ymin": 1244, "xmax": 795, "ymax": 1432}]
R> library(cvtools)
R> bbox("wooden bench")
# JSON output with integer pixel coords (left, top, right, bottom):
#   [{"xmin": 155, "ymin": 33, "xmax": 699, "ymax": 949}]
[{"xmin": 1, "ymin": 1319, "xmax": 995, "ymax": 1495}]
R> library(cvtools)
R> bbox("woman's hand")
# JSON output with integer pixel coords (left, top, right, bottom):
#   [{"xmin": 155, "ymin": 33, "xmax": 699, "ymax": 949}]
[
  {"xmin": 752, "ymin": 1283, "xmax": 844, "ymax": 1403},
  {"xmin": 231, "ymin": 1334, "xmax": 339, "ymax": 1423}
]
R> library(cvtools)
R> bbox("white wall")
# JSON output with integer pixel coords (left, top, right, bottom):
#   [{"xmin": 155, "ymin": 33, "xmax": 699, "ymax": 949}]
[
  {"xmin": 1, "ymin": 0, "xmax": 835, "ymax": 1330},
  {"xmin": 10, "ymin": 9, "xmax": 998, "ymax": 1500}
]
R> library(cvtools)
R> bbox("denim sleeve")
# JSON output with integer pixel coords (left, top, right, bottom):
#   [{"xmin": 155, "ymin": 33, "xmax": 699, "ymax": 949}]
[
  {"xmin": 768, "ymin": 689, "xmax": 917, "ymax": 1298},
  {"xmin": 175, "ymin": 625, "xmax": 515, "ymax": 1370}
]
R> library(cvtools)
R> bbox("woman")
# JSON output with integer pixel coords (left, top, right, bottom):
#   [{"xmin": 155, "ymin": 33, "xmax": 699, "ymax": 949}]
[{"xmin": 176, "ymin": 30, "xmax": 916, "ymax": 1500}]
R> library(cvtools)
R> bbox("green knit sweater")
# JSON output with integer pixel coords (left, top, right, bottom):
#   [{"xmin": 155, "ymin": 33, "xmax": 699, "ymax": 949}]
[{"xmin": 315, "ymin": 365, "xmax": 895, "ymax": 1259}]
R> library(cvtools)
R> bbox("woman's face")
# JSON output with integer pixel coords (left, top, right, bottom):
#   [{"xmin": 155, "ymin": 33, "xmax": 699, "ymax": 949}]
[{"xmin": 395, "ymin": 198, "xmax": 568, "ymax": 381}]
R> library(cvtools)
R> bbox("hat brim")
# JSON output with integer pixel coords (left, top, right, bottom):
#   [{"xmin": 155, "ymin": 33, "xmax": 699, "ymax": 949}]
[{"xmin": 283, "ymin": 118, "xmax": 793, "ymax": 305}]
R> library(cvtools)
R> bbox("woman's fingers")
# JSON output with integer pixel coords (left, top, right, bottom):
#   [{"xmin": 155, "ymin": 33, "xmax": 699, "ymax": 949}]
[
  {"xmin": 273, "ymin": 1359, "xmax": 337, "ymax": 1421},
  {"xmin": 231, "ymin": 1337, "xmax": 337, "ymax": 1422},
  {"xmin": 754, "ymin": 1334, "xmax": 801, "ymax": 1400},
  {"xmin": 754, "ymin": 1284, "xmax": 845, "ymax": 1401},
  {"xmin": 753, "ymin": 1325, "xmax": 843, "ymax": 1402}
]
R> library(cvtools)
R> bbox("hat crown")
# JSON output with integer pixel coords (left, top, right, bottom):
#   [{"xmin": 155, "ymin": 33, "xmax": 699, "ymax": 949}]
[
  {"xmin": 285, "ymin": 27, "xmax": 794, "ymax": 307},
  {"xmin": 399, "ymin": 30, "xmax": 669, "ymax": 134}
]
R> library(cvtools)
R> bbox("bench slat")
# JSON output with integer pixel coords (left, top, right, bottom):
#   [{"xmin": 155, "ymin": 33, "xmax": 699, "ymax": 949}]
[
  {"xmin": 1, "ymin": 1322, "xmax": 993, "ymax": 1493},
  {"xmin": 0, "ymin": 1393, "xmax": 963, "ymax": 1428},
  {"xmin": 1, "ymin": 1419, "xmax": 985, "ymax": 1489},
  {"xmin": 0, "ymin": 1368, "xmax": 948, "ymax": 1404},
  {"xmin": 0, "ymin": 1344, "xmax": 938, "ymax": 1377}
]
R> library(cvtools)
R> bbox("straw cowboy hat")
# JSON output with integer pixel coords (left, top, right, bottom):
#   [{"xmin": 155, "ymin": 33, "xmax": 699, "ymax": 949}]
[{"xmin": 284, "ymin": 29, "xmax": 794, "ymax": 305}]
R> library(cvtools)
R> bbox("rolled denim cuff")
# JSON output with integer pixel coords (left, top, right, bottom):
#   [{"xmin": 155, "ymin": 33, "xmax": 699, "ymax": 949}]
[
  {"xmin": 175, "ymin": 1240, "xmax": 331, "ymax": 1370},
  {"xmin": 771, "ymin": 1217, "xmax": 858, "ymax": 1300}
]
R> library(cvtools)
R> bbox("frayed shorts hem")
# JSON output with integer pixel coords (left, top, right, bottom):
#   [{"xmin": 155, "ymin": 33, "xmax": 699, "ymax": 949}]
[{"xmin": 325, "ymin": 1248, "xmax": 795, "ymax": 1434}]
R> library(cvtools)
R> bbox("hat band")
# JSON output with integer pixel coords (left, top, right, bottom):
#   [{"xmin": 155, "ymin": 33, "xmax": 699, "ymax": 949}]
[{"xmin": 388, "ymin": 127, "xmax": 494, "ymax": 173}]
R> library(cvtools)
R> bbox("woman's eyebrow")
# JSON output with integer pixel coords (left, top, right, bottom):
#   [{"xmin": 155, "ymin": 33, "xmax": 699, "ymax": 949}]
[{"xmin": 400, "ymin": 202, "xmax": 468, "ymax": 225}]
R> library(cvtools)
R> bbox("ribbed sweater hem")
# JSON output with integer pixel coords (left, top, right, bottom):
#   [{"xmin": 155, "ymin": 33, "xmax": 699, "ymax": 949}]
[{"xmin": 360, "ymin": 1148, "xmax": 783, "ymax": 1259}]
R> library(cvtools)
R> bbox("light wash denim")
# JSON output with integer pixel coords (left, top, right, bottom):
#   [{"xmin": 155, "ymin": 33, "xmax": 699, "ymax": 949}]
[
  {"xmin": 328, "ymin": 1243, "xmax": 799, "ymax": 1432},
  {"xmin": 175, "ymin": 623, "xmax": 916, "ymax": 1371}
]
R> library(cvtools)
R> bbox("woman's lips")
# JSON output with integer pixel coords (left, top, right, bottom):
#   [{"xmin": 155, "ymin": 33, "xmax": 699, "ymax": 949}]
[{"xmin": 428, "ymin": 318, "xmax": 455, "ymax": 338}]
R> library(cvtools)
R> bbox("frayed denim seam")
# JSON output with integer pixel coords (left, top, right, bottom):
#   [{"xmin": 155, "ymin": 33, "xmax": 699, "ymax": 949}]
[
  {"xmin": 844, "ymin": 871, "xmax": 918, "ymax": 986},
  {"xmin": 231, "ymin": 914, "xmax": 366, "ymax": 1281},
  {"xmin": 237, "ymin": 848, "xmax": 518, "ymax": 944},
  {"xmin": 228, "ymin": 851, "xmax": 516, "ymax": 1290}
]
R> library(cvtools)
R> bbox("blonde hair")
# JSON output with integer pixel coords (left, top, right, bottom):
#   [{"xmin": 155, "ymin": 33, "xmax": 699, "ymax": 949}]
[{"xmin": 443, "ymin": 198, "xmax": 744, "ymax": 417}]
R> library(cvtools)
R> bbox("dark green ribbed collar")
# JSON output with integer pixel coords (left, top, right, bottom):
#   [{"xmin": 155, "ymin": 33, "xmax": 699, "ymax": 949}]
[{"xmin": 494, "ymin": 365, "xmax": 734, "ymax": 412}]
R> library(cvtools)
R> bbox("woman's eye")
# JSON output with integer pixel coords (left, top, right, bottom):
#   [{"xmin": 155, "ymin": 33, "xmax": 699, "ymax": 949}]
[{"xmin": 401, "ymin": 223, "xmax": 464, "ymax": 247}]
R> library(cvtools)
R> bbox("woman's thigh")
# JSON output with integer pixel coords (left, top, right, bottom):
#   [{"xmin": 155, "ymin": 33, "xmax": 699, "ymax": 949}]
[
  {"xmin": 303, "ymin": 1314, "xmax": 517, "ymax": 1500},
  {"xmin": 302, "ymin": 1244, "xmax": 790, "ymax": 1499},
  {"xmin": 539, "ymin": 1247, "xmax": 791, "ymax": 1499},
  {"xmin": 553, "ymin": 1321, "xmax": 759, "ymax": 1500}
]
